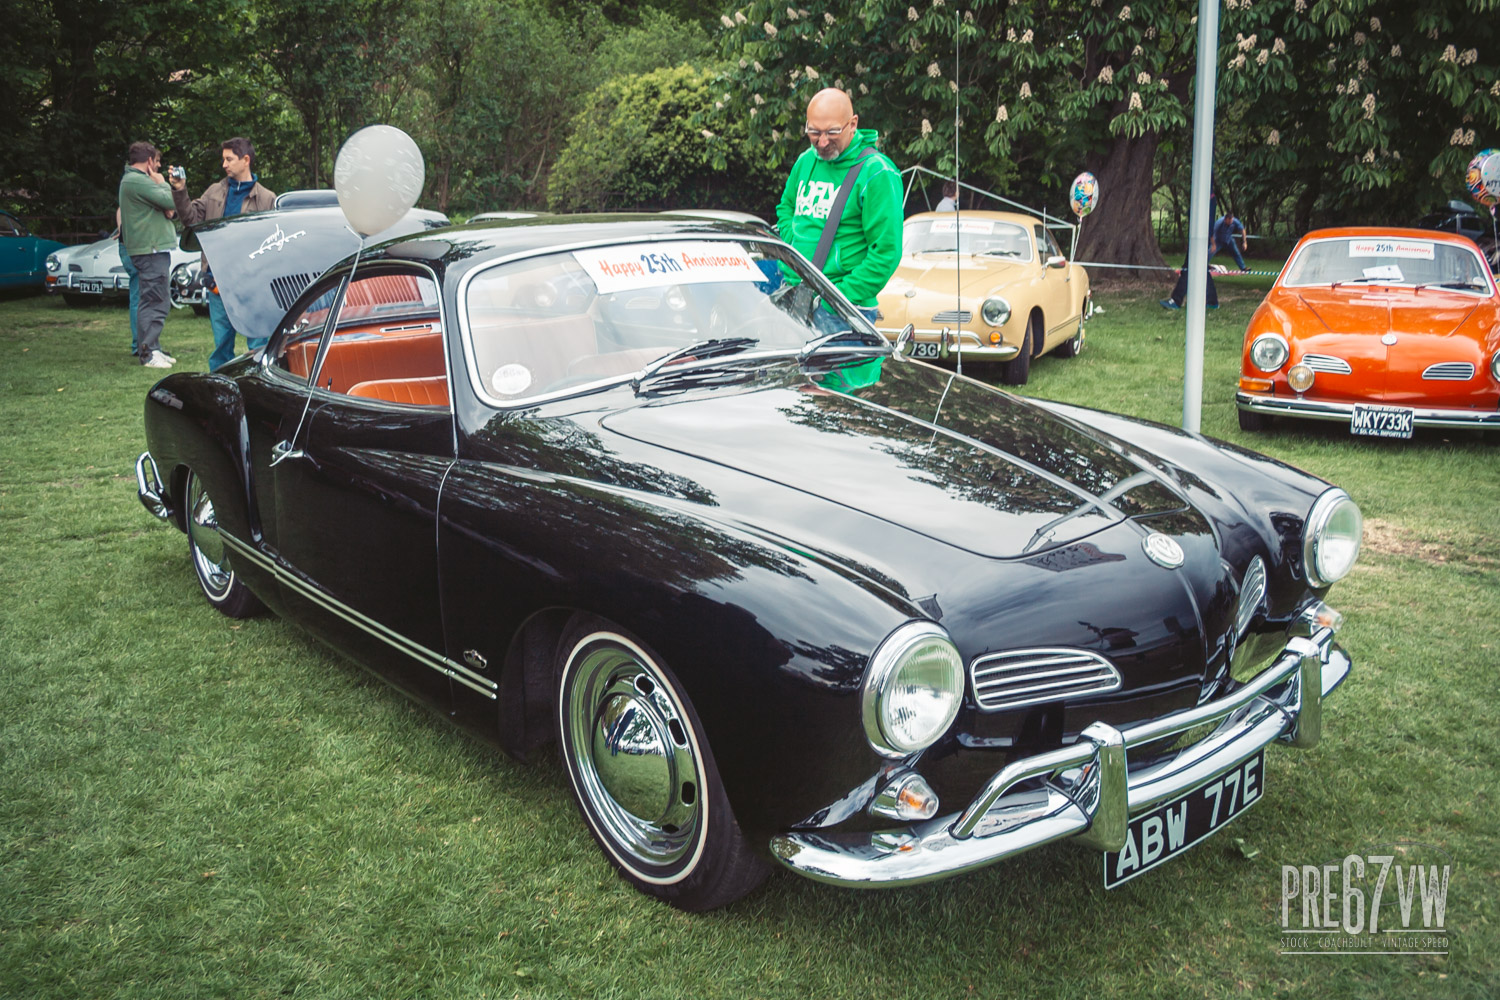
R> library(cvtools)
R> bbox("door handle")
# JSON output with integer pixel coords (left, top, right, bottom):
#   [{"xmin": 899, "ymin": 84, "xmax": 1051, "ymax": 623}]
[{"xmin": 269, "ymin": 440, "xmax": 304, "ymax": 466}]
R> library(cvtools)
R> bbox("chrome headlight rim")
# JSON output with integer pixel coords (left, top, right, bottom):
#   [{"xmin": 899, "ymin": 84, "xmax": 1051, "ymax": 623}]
[
  {"xmin": 1250, "ymin": 332, "xmax": 1289, "ymax": 372},
  {"xmin": 1302, "ymin": 488, "xmax": 1363, "ymax": 589},
  {"xmin": 45, "ymin": 254, "xmax": 61, "ymax": 273},
  {"xmin": 980, "ymin": 296, "xmax": 1012, "ymax": 327},
  {"xmin": 1490, "ymin": 350, "xmax": 1500, "ymax": 383},
  {"xmin": 861, "ymin": 621, "xmax": 964, "ymax": 758}
]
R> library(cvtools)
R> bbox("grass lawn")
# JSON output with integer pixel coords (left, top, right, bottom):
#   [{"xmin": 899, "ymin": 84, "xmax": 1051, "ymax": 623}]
[{"xmin": 1, "ymin": 275, "xmax": 1495, "ymax": 1000}]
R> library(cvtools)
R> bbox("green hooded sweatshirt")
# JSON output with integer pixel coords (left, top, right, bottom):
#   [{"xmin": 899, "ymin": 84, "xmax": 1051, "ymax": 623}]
[{"xmin": 775, "ymin": 129, "xmax": 903, "ymax": 307}]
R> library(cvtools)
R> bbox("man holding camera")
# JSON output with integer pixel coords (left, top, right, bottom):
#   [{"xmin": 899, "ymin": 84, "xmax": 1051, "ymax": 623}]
[
  {"xmin": 169, "ymin": 137, "xmax": 276, "ymax": 371},
  {"xmin": 118, "ymin": 142, "xmax": 179, "ymax": 368}
]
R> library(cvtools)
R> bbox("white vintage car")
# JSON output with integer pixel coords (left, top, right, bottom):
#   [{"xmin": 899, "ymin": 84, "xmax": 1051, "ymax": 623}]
[{"xmin": 45, "ymin": 232, "xmax": 206, "ymax": 312}]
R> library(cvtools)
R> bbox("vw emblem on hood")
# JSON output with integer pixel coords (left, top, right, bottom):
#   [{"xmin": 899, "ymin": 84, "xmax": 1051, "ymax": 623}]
[{"xmin": 1142, "ymin": 532, "xmax": 1185, "ymax": 569}]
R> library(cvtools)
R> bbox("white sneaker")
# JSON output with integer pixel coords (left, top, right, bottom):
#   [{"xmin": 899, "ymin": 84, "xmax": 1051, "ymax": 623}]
[
  {"xmin": 158, "ymin": 351, "xmax": 177, "ymax": 364},
  {"xmin": 142, "ymin": 351, "xmax": 174, "ymax": 369}
]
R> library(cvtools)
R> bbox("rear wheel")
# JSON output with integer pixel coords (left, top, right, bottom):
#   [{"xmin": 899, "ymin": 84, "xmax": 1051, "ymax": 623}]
[
  {"xmin": 556, "ymin": 616, "xmax": 767, "ymax": 910},
  {"xmin": 1000, "ymin": 314, "xmax": 1035, "ymax": 385},
  {"xmin": 185, "ymin": 470, "xmax": 264, "ymax": 618},
  {"xmin": 1237, "ymin": 407, "xmax": 1271, "ymax": 432}
]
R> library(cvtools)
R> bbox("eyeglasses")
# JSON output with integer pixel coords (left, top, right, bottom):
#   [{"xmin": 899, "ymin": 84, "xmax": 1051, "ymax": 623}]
[{"xmin": 804, "ymin": 120, "xmax": 852, "ymax": 140}]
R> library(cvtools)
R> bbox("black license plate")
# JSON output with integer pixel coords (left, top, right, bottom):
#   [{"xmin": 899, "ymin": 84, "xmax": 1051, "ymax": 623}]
[
  {"xmin": 910, "ymin": 341, "xmax": 941, "ymax": 360},
  {"xmin": 79, "ymin": 280, "xmax": 103, "ymax": 294},
  {"xmin": 1349, "ymin": 403, "xmax": 1413, "ymax": 439},
  {"xmin": 1104, "ymin": 750, "xmax": 1264, "ymax": 888}
]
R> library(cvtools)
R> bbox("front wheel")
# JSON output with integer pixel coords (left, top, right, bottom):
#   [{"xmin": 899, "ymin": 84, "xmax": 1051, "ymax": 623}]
[
  {"xmin": 556, "ymin": 617, "xmax": 767, "ymax": 910},
  {"xmin": 1237, "ymin": 407, "xmax": 1271, "ymax": 432},
  {"xmin": 1000, "ymin": 314, "xmax": 1035, "ymax": 385},
  {"xmin": 1054, "ymin": 300, "xmax": 1087, "ymax": 359},
  {"xmin": 185, "ymin": 470, "xmax": 264, "ymax": 618}
]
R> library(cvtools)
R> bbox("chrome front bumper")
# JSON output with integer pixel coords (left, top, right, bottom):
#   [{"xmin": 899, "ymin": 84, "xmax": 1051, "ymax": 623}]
[
  {"xmin": 880, "ymin": 328, "xmax": 1023, "ymax": 362},
  {"xmin": 136, "ymin": 451, "xmax": 173, "ymax": 522},
  {"xmin": 771, "ymin": 619, "xmax": 1351, "ymax": 887},
  {"xmin": 1236, "ymin": 391, "xmax": 1500, "ymax": 430}
]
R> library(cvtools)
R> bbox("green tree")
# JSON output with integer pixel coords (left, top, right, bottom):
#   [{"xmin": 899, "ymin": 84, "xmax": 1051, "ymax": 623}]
[
  {"xmin": 547, "ymin": 64, "xmax": 778, "ymax": 213},
  {"xmin": 1, "ymin": 0, "xmax": 248, "ymax": 225},
  {"xmin": 705, "ymin": 0, "xmax": 1500, "ymax": 267}
]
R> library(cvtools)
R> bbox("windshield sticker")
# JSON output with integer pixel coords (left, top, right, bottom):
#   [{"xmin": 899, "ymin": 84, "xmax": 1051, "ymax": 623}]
[
  {"xmin": 491, "ymin": 363, "xmax": 533, "ymax": 396},
  {"xmin": 574, "ymin": 242, "xmax": 762, "ymax": 293},
  {"xmin": 928, "ymin": 219, "xmax": 996, "ymax": 234},
  {"xmin": 1347, "ymin": 239, "xmax": 1434, "ymax": 260},
  {"xmin": 1360, "ymin": 264, "xmax": 1404, "ymax": 281}
]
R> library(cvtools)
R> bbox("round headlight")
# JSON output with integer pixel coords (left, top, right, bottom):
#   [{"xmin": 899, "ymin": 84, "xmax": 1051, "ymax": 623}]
[
  {"xmin": 1250, "ymin": 333, "xmax": 1289, "ymax": 372},
  {"xmin": 171, "ymin": 263, "xmax": 191, "ymax": 287},
  {"xmin": 1235, "ymin": 556, "xmax": 1267, "ymax": 636},
  {"xmin": 46, "ymin": 254, "xmax": 61, "ymax": 273},
  {"xmin": 980, "ymin": 297, "xmax": 1012, "ymax": 327},
  {"xmin": 1302, "ymin": 488, "xmax": 1363, "ymax": 588},
  {"xmin": 1491, "ymin": 350, "xmax": 1500, "ymax": 382},
  {"xmin": 861, "ymin": 622, "xmax": 964, "ymax": 757},
  {"xmin": 1287, "ymin": 363, "xmax": 1314, "ymax": 393}
]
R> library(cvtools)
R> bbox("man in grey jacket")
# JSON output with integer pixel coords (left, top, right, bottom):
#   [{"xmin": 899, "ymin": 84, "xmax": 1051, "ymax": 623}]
[
  {"xmin": 118, "ymin": 142, "xmax": 178, "ymax": 368},
  {"xmin": 169, "ymin": 137, "xmax": 277, "ymax": 370}
]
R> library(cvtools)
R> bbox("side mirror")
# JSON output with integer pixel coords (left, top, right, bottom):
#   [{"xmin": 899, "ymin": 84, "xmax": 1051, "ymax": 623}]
[{"xmin": 1045, "ymin": 255, "xmax": 1067, "ymax": 269}]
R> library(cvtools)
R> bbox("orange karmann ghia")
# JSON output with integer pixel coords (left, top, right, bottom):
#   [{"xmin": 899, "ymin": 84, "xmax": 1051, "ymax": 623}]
[{"xmin": 1236, "ymin": 227, "xmax": 1500, "ymax": 438}]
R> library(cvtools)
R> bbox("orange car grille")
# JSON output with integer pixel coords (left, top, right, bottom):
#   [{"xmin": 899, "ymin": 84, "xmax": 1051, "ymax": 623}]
[
  {"xmin": 1301, "ymin": 353, "xmax": 1352, "ymax": 374},
  {"xmin": 1421, "ymin": 362, "xmax": 1475, "ymax": 381}
]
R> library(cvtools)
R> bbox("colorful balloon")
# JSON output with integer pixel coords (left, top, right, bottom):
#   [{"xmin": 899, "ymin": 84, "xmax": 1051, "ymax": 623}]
[
  {"xmin": 1466, "ymin": 148, "xmax": 1498, "ymax": 208},
  {"xmin": 1069, "ymin": 172, "xmax": 1099, "ymax": 218},
  {"xmin": 334, "ymin": 125, "xmax": 426, "ymax": 236},
  {"xmin": 1481, "ymin": 151, "xmax": 1500, "ymax": 201}
]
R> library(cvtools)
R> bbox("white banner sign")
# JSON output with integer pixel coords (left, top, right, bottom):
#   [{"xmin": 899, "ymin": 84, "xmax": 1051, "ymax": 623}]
[
  {"xmin": 1348, "ymin": 239, "xmax": 1435, "ymax": 260},
  {"xmin": 574, "ymin": 242, "xmax": 763, "ymax": 293}
]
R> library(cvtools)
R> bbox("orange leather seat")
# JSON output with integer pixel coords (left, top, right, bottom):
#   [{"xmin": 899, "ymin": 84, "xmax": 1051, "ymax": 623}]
[
  {"xmin": 290, "ymin": 333, "xmax": 446, "ymax": 393},
  {"xmin": 348, "ymin": 375, "xmax": 450, "ymax": 406}
]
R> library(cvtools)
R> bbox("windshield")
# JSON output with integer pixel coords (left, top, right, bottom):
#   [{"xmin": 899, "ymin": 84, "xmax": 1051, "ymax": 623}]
[
  {"xmin": 903, "ymin": 217, "xmax": 1033, "ymax": 259},
  {"xmin": 1282, "ymin": 237, "xmax": 1493, "ymax": 291},
  {"xmin": 462, "ymin": 237, "xmax": 879, "ymax": 402}
]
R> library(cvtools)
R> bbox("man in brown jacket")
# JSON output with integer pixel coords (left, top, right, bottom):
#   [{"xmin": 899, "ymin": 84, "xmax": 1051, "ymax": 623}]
[{"xmin": 169, "ymin": 137, "xmax": 276, "ymax": 370}]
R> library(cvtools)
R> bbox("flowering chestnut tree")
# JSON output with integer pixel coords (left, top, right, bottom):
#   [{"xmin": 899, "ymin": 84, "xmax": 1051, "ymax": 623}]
[{"xmin": 704, "ymin": 0, "xmax": 1500, "ymax": 268}]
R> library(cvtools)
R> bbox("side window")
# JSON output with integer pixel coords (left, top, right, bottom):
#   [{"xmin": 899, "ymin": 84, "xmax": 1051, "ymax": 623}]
[
  {"xmin": 0, "ymin": 214, "xmax": 22, "ymax": 237},
  {"xmin": 272, "ymin": 277, "xmax": 344, "ymax": 384},
  {"xmin": 303, "ymin": 269, "xmax": 447, "ymax": 407},
  {"xmin": 1035, "ymin": 225, "xmax": 1064, "ymax": 261}
]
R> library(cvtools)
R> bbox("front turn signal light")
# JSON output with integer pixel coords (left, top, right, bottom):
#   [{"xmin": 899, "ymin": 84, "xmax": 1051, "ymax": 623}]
[{"xmin": 1239, "ymin": 376, "xmax": 1273, "ymax": 392}]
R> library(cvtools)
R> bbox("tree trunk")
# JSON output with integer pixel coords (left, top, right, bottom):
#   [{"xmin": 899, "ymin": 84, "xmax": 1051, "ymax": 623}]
[{"xmin": 1078, "ymin": 129, "xmax": 1166, "ymax": 277}]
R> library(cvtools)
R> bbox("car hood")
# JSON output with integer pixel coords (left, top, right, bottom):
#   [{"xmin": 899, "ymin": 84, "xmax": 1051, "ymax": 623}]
[
  {"xmin": 183, "ymin": 206, "xmax": 450, "ymax": 339},
  {"xmin": 1291, "ymin": 286, "xmax": 1484, "ymax": 338},
  {"xmin": 878, "ymin": 255, "xmax": 1024, "ymax": 326},
  {"xmin": 600, "ymin": 359, "xmax": 1190, "ymax": 559}
]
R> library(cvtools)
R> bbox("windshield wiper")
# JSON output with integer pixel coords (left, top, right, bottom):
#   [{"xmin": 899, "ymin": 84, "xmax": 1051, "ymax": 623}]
[
  {"xmin": 799, "ymin": 328, "xmax": 889, "ymax": 361},
  {"xmin": 632, "ymin": 337, "xmax": 759, "ymax": 392},
  {"xmin": 975, "ymin": 249, "xmax": 1023, "ymax": 259},
  {"xmin": 1329, "ymin": 276, "xmax": 1392, "ymax": 288},
  {"xmin": 1413, "ymin": 280, "xmax": 1488, "ymax": 292}
]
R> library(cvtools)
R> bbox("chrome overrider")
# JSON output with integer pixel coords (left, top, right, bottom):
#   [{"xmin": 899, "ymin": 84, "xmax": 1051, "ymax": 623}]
[
  {"xmin": 771, "ymin": 609, "xmax": 1351, "ymax": 887},
  {"xmin": 1235, "ymin": 391, "xmax": 1500, "ymax": 430},
  {"xmin": 136, "ymin": 451, "xmax": 173, "ymax": 522}
]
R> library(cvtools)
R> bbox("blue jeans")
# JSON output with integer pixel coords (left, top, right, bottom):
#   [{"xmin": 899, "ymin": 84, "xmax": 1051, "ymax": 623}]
[
  {"xmin": 207, "ymin": 287, "xmax": 268, "ymax": 371},
  {"xmin": 120, "ymin": 249, "xmax": 140, "ymax": 352}
]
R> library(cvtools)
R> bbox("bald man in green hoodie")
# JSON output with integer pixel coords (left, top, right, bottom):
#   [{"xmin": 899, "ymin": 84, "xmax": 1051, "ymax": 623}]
[{"xmin": 776, "ymin": 88, "xmax": 903, "ymax": 320}]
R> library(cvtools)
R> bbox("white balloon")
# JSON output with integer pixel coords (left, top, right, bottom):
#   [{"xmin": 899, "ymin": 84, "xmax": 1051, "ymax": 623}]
[
  {"xmin": 333, "ymin": 125, "xmax": 426, "ymax": 237},
  {"xmin": 1483, "ymin": 152, "xmax": 1500, "ymax": 199}
]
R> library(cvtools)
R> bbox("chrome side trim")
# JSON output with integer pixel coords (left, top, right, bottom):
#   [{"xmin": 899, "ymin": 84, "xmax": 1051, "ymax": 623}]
[
  {"xmin": 932, "ymin": 310, "xmax": 973, "ymax": 324},
  {"xmin": 1235, "ymin": 391, "xmax": 1500, "ymax": 429},
  {"xmin": 770, "ymin": 620, "xmax": 1350, "ymax": 888},
  {"xmin": 217, "ymin": 532, "xmax": 498, "ymax": 699},
  {"xmin": 1421, "ymin": 362, "xmax": 1474, "ymax": 381}
]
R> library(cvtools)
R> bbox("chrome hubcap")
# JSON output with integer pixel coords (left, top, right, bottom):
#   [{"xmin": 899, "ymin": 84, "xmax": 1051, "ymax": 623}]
[
  {"xmin": 566, "ymin": 640, "xmax": 702, "ymax": 872},
  {"xmin": 187, "ymin": 476, "xmax": 233, "ymax": 599}
]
